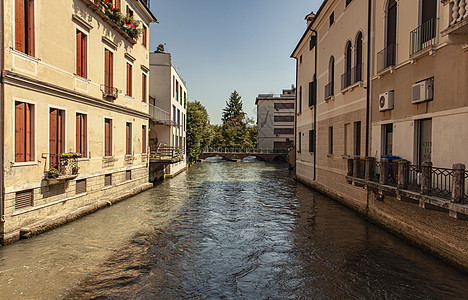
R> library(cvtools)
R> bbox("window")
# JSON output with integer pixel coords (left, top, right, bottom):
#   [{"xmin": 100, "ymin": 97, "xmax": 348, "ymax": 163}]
[
  {"xmin": 184, "ymin": 92, "xmax": 187, "ymax": 108},
  {"xmin": 49, "ymin": 108, "xmax": 65, "ymax": 169},
  {"xmin": 309, "ymin": 130, "xmax": 315, "ymax": 153},
  {"xmin": 104, "ymin": 49, "xmax": 114, "ymax": 94},
  {"xmin": 15, "ymin": 101, "xmax": 34, "ymax": 162},
  {"xmin": 329, "ymin": 12, "xmax": 334, "ymax": 26},
  {"xmin": 274, "ymin": 128, "xmax": 294, "ymax": 135},
  {"xmin": 355, "ymin": 32, "xmax": 363, "ymax": 82},
  {"xmin": 177, "ymin": 109, "xmax": 180, "ymax": 126},
  {"xmin": 421, "ymin": 0, "xmax": 437, "ymax": 41},
  {"xmin": 104, "ymin": 118, "xmax": 113, "ymax": 156},
  {"xmin": 173, "ymin": 105, "xmax": 176, "ymax": 122},
  {"xmin": 354, "ymin": 121, "xmax": 361, "ymax": 156},
  {"xmin": 417, "ymin": 119, "xmax": 432, "ymax": 165},
  {"xmin": 173, "ymin": 76, "xmax": 175, "ymax": 97},
  {"xmin": 309, "ymin": 77, "xmax": 316, "ymax": 106},
  {"xmin": 274, "ymin": 116, "xmax": 294, "ymax": 122},
  {"xmin": 15, "ymin": 189, "xmax": 33, "ymax": 210},
  {"xmin": 15, "ymin": 0, "xmax": 35, "ymax": 56},
  {"xmin": 104, "ymin": 174, "xmax": 112, "ymax": 186},
  {"xmin": 299, "ymin": 86, "xmax": 302, "ymax": 113},
  {"xmin": 298, "ymin": 132, "xmax": 302, "ymax": 153},
  {"xmin": 126, "ymin": 122, "xmax": 132, "ymax": 155},
  {"xmin": 126, "ymin": 63, "xmax": 132, "ymax": 97},
  {"xmin": 325, "ymin": 57, "xmax": 335, "ymax": 99},
  {"xmin": 126, "ymin": 170, "xmax": 132, "ymax": 181},
  {"xmin": 115, "ymin": 0, "xmax": 121, "ymax": 9},
  {"xmin": 126, "ymin": 6, "xmax": 133, "ymax": 18},
  {"xmin": 76, "ymin": 179, "xmax": 86, "ymax": 194},
  {"xmin": 142, "ymin": 73, "xmax": 147, "ymax": 102},
  {"xmin": 385, "ymin": 0, "xmax": 397, "ymax": 67},
  {"xmin": 329, "ymin": 126, "xmax": 333, "ymax": 155},
  {"xmin": 142, "ymin": 25, "xmax": 147, "ymax": 47},
  {"xmin": 180, "ymin": 86, "xmax": 183, "ymax": 104},
  {"xmin": 309, "ymin": 35, "xmax": 316, "ymax": 50},
  {"xmin": 176, "ymin": 80, "xmax": 179, "ymax": 100},
  {"xmin": 383, "ymin": 124, "xmax": 393, "ymax": 156},
  {"xmin": 76, "ymin": 113, "xmax": 87, "ymax": 157},
  {"xmin": 76, "ymin": 30, "xmax": 87, "ymax": 78},
  {"xmin": 274, "ymin": 103, "xmax": 294, "ymax": 110},
  {"xmin": 142, "ymin": 125, "xmax": 147, "ymax": 153},
  {"xmin": 343, "ymin": 41, "xmax": 352, "ymax": 89}
]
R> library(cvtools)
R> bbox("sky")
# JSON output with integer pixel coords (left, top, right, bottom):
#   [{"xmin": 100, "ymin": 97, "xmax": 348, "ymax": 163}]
[{"xmin": 148, "ymin": 0, "xmax": 322, "ymax": 124}]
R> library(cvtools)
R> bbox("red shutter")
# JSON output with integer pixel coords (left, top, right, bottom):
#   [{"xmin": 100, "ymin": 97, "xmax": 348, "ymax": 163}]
[
  {"xmin": 82, "ymin": 34, "xmax": 87, "ymax": 78},
  {"xmin": 104, "ymin": 50, "xmax": 109, "ymax": 93},
  {"xmin": 82, "ymin": 115, "xmax": 87, "ymax": 157},
  {"xmin": 25, "ymin": 104, "xmax": 32, "ymax": 161},
  {"xmin": 105, "ymin": 119, "xmax": 111, "ymax": 156},
  {"xmin": 126, "ymin": 123, "xmax": 131, "ymax": 154},
  {"xmin": 126, "ymin": 63, "xmax": 132, "ymax": 97},
  {"xmin": 58, "ymin": 110, "xmax": 64, "ymax": 154},
  {"xmin": 109, "ymin": 52, "xmax": 113, "ymax": 91},
  {"xmin": 49, "ymin": 109, "xmax": 57, "ymax": 168},
  {"xmin": 76, "ymin": 31, "xmax": 82, "ymax": 76},
  {"xmin": 15, "ymin": 102, "xmax": 25, "ymax": 162},
  {"xmin": 15, "ymin": 0, "xmax": 25, "ymax": 52},
  {"xmin": 115, "ymin": 0, "xmax": 120, "ymax": 9},
  {"xmin": 142, "ymin": 73, "xmax": 146, "ymax": 102},
  {"xmin": 142, "ymin": 26, "xmax": 147, "ymax": 47},
  {"xmin": 27, "ymin": 0, "xmax": 34, "ymax": 56},
  {"xmin": 76, "ymin": 114, "xmax": 81, "ymax": 156}
]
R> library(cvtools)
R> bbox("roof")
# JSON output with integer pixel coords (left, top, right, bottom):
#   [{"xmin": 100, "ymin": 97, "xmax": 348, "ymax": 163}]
[{"xmin": 290, "ymin": 0, "xmax": 329, "ymax": 58}]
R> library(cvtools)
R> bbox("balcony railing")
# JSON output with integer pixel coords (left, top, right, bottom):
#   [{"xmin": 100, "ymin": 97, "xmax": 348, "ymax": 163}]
[
  {"xmin": 47, "ymin": 153, "xmax": 80, "ymax": 182},
  {"xmin": 341, "ymin": 70, "xmax": 352, "ymax": 90},
  {"xmin": 101, "ymin": 85, "xmax": 118, "ymax": 100},
  {"xmin": 149, "ymin": 104, "xmax": 173, "ymax": 125},
  {"xmin": 150, "ymin": 145, "xmax": 183, "ymax": 163},
  {"xmin": 377, "ymin": 44, "xmax": 396, "ymax": 72},
  {"xmin": 341, "ymin": 64, "xmax": 364, "ymax": 90},
  {"xmin": 324, "ymin": 82, "xmax": 334, "ymax": 99},
  {"xmin": 410, "ymin": 18, "xmax": 438, "ymax": 56}
]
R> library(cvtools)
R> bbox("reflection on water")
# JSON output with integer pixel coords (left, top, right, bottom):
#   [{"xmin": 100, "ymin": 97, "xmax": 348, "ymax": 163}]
[{"xmin": 0, "ymin": 161, "xmax": 467, "ymax": 299}]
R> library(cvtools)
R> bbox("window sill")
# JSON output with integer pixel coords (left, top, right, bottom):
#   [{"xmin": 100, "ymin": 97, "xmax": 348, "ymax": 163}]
[
  {"xmin": 74, "ymin": 74, "xmax": 90, "ymax": 83},
  {"xmin": 325, "ymin": 95, "xmax": 335, "ymax": 102},
  {"xmin": 11, "ymin": 161, "xmax": 38, "ymax": 167},
  {"xmin": 101, "ymin": 185, "xmax": 113, "ymax": 191},
  {"xmin": 77, "ymin": 157, "xmax": 90, "ymax": 162},
  {"xmin": 341, "ymin": 81, "xmax": 363, "ymax": 94},
  {"xmin": 327, "ymin": 154, "xmax": 334, "ymax": 158},
  {"xmin": 10, "ymin": 48, "xmax": 40, "ymax": 62}
]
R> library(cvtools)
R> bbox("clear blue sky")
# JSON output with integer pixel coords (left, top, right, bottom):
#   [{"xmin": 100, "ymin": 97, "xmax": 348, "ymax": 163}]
[{"xmin": 149, "ymin": 0, "xmax": 322, "ymax": 124}]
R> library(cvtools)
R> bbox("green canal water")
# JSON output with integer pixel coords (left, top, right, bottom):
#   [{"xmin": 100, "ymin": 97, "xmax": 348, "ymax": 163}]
[{"xmin": 0, "ymin": 159, "xmax": 467, "ymax": 299}]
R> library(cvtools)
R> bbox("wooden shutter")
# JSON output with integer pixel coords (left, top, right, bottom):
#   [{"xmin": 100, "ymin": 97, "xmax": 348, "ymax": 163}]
[
  {"xmin": 76, "ymin": 31, "xmax": 82, "ymax": 76},
  {"xmin": 49, "ymin": 109, "xmax": 58, "ymax": 168},
  {"xmin": 142, "ymin": 73, "xmax": 146, "ymax": 102},
  {"xmin": 109, "ymin": 51, "xmax": 113, "ymax": 91},
  {"xmin": 126, "ymin": 63, "xmax": 132, "ymax": 97},
  {"xmin": 105, "ymin": 119, "xmax": 111, "ymax": 156},
  {"xmin": 27, "ymin": 0, "xmax": 34, "ymax": 56},
  {"xmin": 76, "ymin": 114, "xmax": 82, "ymax": 156},
  {"xmin": 58, "ymin": 110, "xmax": 64, "ymax": 154},
  {"xmin": 115, "ymin": 0, "xmax": 120, "ymax": 9},
  {"xmin": 15, "ymin": 0, "xmax": 26, "ymax": 52},
  {"xmin": 142, "ymin": 26, "xmax": 147, "ymax": 47},
  {"xmin": 105, "ymin": 174, "xmax": 112, "ymax": 186},
  {"xmin": 126, "ymin": 123, "xmax": 132, "ymax": 155},
  {"xmin": 82, "ymin": 115, "xmax": 87, "ymax": 157},
  {"xmin": 25, "ymin": 103, "xmax": 32, "ymax": 161},
  {"xmin": 15, "ymin": 102, "xmax": 26, "ymax": 162},
  {"xmin": 142, "ymin": 125, "xmax": 146, "ymax": 153},
  {"xmin": 82, "ymin": 34, "xmax": 87, "ymax": 78},
  {"xmin": 75, "ymin": 179, "xmax": 86, "ymax": 194}
]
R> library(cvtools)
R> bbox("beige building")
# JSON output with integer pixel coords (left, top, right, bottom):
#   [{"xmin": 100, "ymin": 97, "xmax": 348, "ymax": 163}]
[
  {"xmin": 255, "ymin": 87, "xmax": 295, "ymax": 150},
  {"xmin": 292, "ymin": 0, "xmax": 369, "ymax": 197},
  {"xmin": 1, "ymin": 0, "xmax": 157, "ymax": 243},
  {"xmin": 148, "ymin": 52, "xmax": 187, "ymax": 177},
  {"xmin": 371, "ymin": 0, "xmax": 468, "ymax": 168}
]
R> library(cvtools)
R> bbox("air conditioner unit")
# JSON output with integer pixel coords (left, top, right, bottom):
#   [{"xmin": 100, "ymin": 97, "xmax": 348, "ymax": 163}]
[
  {"xmin": 379, "ymin": 91, "xmax": 394, "ymax": 111},
  {"xmin": 412, "ymin": 80, "xmax": 433, "ymax": 104}
]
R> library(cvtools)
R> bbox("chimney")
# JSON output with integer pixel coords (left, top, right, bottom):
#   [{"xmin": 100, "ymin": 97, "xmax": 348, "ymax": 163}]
[{"xmin": 305, "ymin": 12, "xmax": 316, "ymax": 27}]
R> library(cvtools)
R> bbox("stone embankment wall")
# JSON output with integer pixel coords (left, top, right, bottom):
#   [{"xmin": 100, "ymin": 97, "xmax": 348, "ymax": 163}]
[{"xmin": 296, "ymin": 175, "xmax": 468, "ymax": 273}]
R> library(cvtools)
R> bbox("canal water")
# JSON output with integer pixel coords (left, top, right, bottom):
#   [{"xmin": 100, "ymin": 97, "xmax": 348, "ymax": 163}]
[{"xmin": 0, "ymin": 160, "xmax": 467, "ymax": 299}]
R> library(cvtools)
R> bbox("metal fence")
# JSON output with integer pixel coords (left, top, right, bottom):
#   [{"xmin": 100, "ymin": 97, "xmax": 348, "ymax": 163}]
[
  {"xmin": 204, "ymin": 148, "xmax": 288, "ymax": 154},
  {"xmin": 464, "ymin": 171, "xmax": 468, "ymax": 200},
  {"xmin": 410, "ymin": 18, "xmax": 437, "ymax": 56},
  {"xmin": 430, "ymin": 167, "xmax": 454, "ymax": 200},
  {"xmin": 408, "ymin": 164, "xmax": 422, "ymax": 192},
  {"xmin": 377, "ymin": 44, "xmax": 396, "ymax": 72},
  {"xmin": 149, "ymin": 104, "xmax": 171, "ymax": 123},
  {"xmin": 324, "ymin": 82, "xmax": 334, "ymax": 99}
]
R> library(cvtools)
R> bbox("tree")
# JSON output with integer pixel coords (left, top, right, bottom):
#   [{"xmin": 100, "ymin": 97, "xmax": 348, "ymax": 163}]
[
  {"xmin": 187, "ymin": 101, "xmax": 213, "ymax": 163},
  {"xmin": 213, "ymin": 91, "xmax": 257, "ymax": 149}
]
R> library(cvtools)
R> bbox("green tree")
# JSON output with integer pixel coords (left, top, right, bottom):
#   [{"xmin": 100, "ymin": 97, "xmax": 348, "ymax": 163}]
[
  {"xmin": 187, "ymin": 101, "xmax": 213, "ymax": 163},
  {"xmin": 222, "ymin": 90, "xmax": 245, "ymax": 124}
]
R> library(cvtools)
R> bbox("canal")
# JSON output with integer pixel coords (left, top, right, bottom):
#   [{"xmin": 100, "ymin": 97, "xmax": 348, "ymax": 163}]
[{"xmin": 0, "ymin": 160, "xmax": 467, "ymax": 299}]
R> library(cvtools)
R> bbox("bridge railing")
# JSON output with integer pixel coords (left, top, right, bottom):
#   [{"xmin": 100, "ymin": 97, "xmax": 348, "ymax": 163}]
[{"xmin": 204, "ymin": 148, "xmax": 288, "ymax": 154}]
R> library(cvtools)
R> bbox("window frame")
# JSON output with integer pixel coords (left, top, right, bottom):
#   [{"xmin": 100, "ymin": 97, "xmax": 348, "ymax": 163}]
[
  {"xmin": 126, "ymin": 122, "xmax": 133, "ymax": 155},
  {"xmin": 15, "ymin": 0, "xmax": 35, "ymax": 57},
  {"xmin": 104, "ymin": 118, "xmax": 113, "ymax": 157},
  {"xmin": 126, "ymin": 62, "xmax": 133, "ymax": 97},
  {"xmin": 75, "ymin": 112, "xmax": 88, "ymax": 158},
  {"xmin": 76, "ymin": 29, "xmax": 88, "ymax": 78},
  {"xmin": 14, "ymin": 100, "xmax": 35, "ymax": 163}
]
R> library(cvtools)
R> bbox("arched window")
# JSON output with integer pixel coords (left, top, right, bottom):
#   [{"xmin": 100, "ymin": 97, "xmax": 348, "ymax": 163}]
[
  {"xmin": 325, "ymin": 56, "xmax": 334, "ymax": 99},
  {"xmin": 343, "ymin": 42, "xmax": 352, "ymax": 88},
  {"xmin": 355, "ymin": 32, "xmax": 363, "ymax": 82},
  {"xmin": 386, "ymin": 0, "xmax": 397, "ymax": 66}
]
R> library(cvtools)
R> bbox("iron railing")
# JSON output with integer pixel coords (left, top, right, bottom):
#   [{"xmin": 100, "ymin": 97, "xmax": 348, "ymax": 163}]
[
  {"xmin": 377, "ymin": 44, "xmax": 396, "ymax": 72},
  {"xmin": 100, "ymin": 85, "xmax": 118, "ymax": 99},
  {"xmin": 410, "ymin": 18, "xmax": 437, "ymax": 56},
  {"xmin": 149, "ymin": 104, "xmax": 172, "ymax": 124},
  {"xmin": 353, "ymin": 64, "xmax": 363, "ymax": 83},
  {"xmin": 325, "ymin": 82, "xmax": 334, "ymax": 99},
  {"xmin": 430, "ymin": 167, "xmax": 454, "ymax": 200},
  {"xmin": 341, "ymin": 70, "xmax": 352, "ymax": 90},
  {"xmin": 408, "ymin": 165, "xmax": 422, "ymax": 192},
  {"xmin": 387, "ymin": 160, "xmax": 398, "ymax": 186},
  {"xmin": 204, "ymin": 148, "xmax": 288, "ymax": 154},
  {"xmin": 464, "ymin": 170, "xmax": 468, "ymax": 200},
  {"xmin": 48, "ymin": 153, "xmax": 80, "ymax": 178},
  {"xmin": 150, "ymin": 145, "xmax": 183, "ymax": 163}
]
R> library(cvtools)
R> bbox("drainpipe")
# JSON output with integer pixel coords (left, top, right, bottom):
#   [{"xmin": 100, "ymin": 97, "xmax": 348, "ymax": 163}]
[
  {"xmin": 0, "ymin": 0, "xmax": 5, "ymax": 229},
  {"xmin": 310, "ymin": 29, "xmax": 318, "ymax": 181},
  {"xmin": 365, "ymin": 0, "xmax": 372, "ymax": 158},
  {"xmin": 294, "ymin": 59, "xmax": 298, "ymax": 173}
]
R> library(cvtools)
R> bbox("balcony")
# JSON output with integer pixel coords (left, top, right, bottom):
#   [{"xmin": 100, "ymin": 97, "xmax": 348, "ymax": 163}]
[
  {"xmin": 46, "ymin": 153, "xmax": 80, "ymax": 184},
  {"xmin": 441, "ymin": 0, "xmax": 468, "ymax": 44},
  {"xmin": 324, "ymin": 82, "xmax": 334, "ymax": 100},
  {"xmin": 341, "ymin": 64, "xmax": 363, "ymax": 91},
  {"xmin": 149, "ymin": 104, "xmax": 174, "ymax": 126},
  {"xmin": 101, "ymin": 85, "xmax": 118, "ymax": 100},
  {"xmin": 377, "ymin": 44, "xmax": 396, "ymax": 73},
  {"xmin": 149, "ymin": 145, "xmax": 183, "ymax": 163},
  {"xmin": 410, "ymin": 18, "xmax": 438, "ymax": 57}
]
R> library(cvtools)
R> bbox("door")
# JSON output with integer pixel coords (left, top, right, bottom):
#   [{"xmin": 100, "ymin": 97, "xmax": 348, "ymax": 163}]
[{"xmin": 418, "ymin": 119, "xmax": 432, "ymax": 165}]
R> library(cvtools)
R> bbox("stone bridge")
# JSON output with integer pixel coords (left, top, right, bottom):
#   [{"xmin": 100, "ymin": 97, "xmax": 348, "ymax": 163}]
[{"xmin": 199, "ymin": 148, "xmax": 288, "ymax": 162}]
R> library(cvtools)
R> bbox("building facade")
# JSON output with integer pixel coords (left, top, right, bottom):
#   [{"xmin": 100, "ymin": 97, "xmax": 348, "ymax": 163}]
[
  {"xmin": 1, "ymin": 0, "xmax": 157, "ymax": 243},
  {"xmin": 256, "ymin": 87, "xmax": 295, "ymax": 150},
  {"xmin": 148, "ymin": 52, "xmax": 187, "ymax": 177},
  {"xmin": 292, "ymin": 0, "xmax": 369, "ymax": 201},
  {"xmin": 371, "ymin": 0, "xmax": 468, "ymax": 169}
]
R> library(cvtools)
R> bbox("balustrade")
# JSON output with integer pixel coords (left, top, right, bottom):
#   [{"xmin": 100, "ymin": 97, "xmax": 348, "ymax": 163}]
[{"xmin": 450, "ymin": 0, "xmax": 468, "ymax": 26}]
